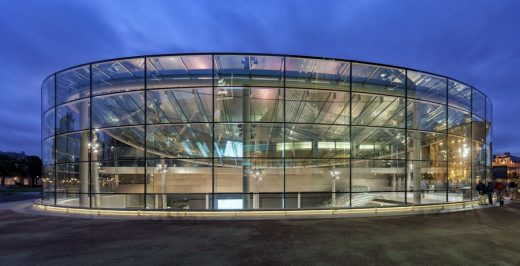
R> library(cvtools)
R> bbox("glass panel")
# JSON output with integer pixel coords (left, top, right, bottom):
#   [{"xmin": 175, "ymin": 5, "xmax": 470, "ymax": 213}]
[
  {"xmin": 92, "ymin": 126, "xmax": 145, "ymax": 161},
  {"xmin": 352, "ymin": 63, "xmax": 406, "ymax": 96},
  {"xmin": 448, "ymin": 136, "xmax": 471, "ymax": 165},
  {"xmin": 215, "ymin": 87, "xmax": 283, "ymax": 123},
  {"xmin": 146, "ymin": 159, "xmax": 211, "ymax": 194},
  {"xmin": 90, "ymin": 160, "xmax": 144, "ymax": 208},
  {"xmin": 285, "ymin": 159, "xmax": 350, "ymax": 208},
  {"xmin": 42, "ymin": 108, "xmax": 55, "ymax": 139},
  {"xmin": 42, "ymin": 137, "xmax": 55, "ymax": 165},
  {"xmin": 214, "ymin": 55, "xmax": 283, "ymax": 87},
  {"xmin": 214, "ymin": 159, "xmax": 283, "ymax": 209},
  {"xmin": 448, "ymin": 79, "xmax": 471, "ymax": 111},
  {"xmin": 56, "ymin": 131, "xmax": 89, "ymax": 163},
  {"xmin": 56, "ymin": 99, "xmax": 90, "ymax": 134},
  {"xmin": 147, "ymin": 55, "xmax": 212, "ymax": 88},
  {"xmin": 352, "ymin": 159, "xmax": 406, "ymax": 192},
  {"xmin": 472, "ymin": 88, "xmax": 486, "ymax": 119},
  {"xmin": 352, "ymin": 93, "xmax": 405, "ymax": 127},
  {"xmin": 407, "ymin": 100, "xmax": 446, "ymax": 132},
  {"xmin": 407, "ymin": 160, "xmax": 447, "ymax": 204},
  {"xmin": 284, "ymin": 124, "xmax": 349, "ymax": 159},
  {"xmin": 406, "ymin": 71, "xmax": 446, "ymax": 104},
  {"xmin": 92, "ymin": 58, "xmax": 145, "ymax": 95},
  {"xmin": 55, "ymin": 193, "xmax": 84, "ymax": 207},
  {"xmin": 473, "ymin": 141, "xmax": 485, "ymax": 165},
  {"xmin": 448, "ymin": 135, "xmax": 471, "ymax": 201},
  {"xmin": 484, "ymin": 144, "xmax": 491, "ymax": 166},
  {"xmin": 351, "ymin": 192, "xmax": 406, "ymax": 207},
  {"xmin": 472, "ymin": 115, "xmax": 485, "ymax": 142},
  {"xmin": 41, "ymin": 192, "xmax": 54, "ymax": 205},
  {"xmin": 407, "ymin": 131, "xmax": 446, "ymax": 162},
  {"xmin": 147, "ymin": 124, "xmax": 212, "ymax": 159},
  {"xmin": 285, "ymin": 57, "xmax": 350, "ymax": 90},
  {"xmin": 214, "ymin": 123, "xmax": 283, "ymax": 158},
  {"xmin": 286, "ymin": 89, "xmax": 349, "ymax": 125},
  {"xmin": 42, "ymin": 165, "xmax": 55, "ymax": 192},
  {"xmin": 56, "ymin": 65, "xmax": 90, "ymax": 104},
  {"xmin": 448, "ymin": 162, "xmax": 471, "ymax": 202},
  {"xmin": 147, "ymin": 193, "xmax": 211, "ymax": 210},
  {"xmin": 486, "ymin": 97, "xmax": 492, "ymax": 122},
  {"xmin": 447, "ymin": 107, "xmax": 471, "ymax": 138},
  {"xmin": 92, "ymin": 91, "xmax": 144, "ymax": 127},
  {"xmin": 351, "ymin": 127, "xmax": 405, "ymax": 159},
  {"xmin": 56, "ymin": 162, "xmax": 89, "ymax": 203},
  {"xmin": 92, "ymin": 194, "xmax": 145, "ymax": 209},
  {"xmin": 147, "ymin": 88, "xmax": 212, "ymax": 123},
  {"xmin": 42, "ymin": 75, "xmax": 55, "ymax": 110}
]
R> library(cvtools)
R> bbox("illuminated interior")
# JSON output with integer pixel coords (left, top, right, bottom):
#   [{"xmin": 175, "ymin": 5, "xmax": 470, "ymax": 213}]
[{"xmin": 41, "ymin": 53, "xmax": 492, "ymax": 210}]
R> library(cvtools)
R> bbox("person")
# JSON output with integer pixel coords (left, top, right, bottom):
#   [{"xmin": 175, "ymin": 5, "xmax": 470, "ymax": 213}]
[
  {"xmin": 509, "ymin": 180, "xmax": 518, "ymax": 200},
  {"xmin": 495, "ymin": 179, "xmax": 506, "ymax": 207},
  {"xmin": 476, "ymin": 180, "xmax": 487, "ymax": 205},
  {"xmin": 486, "ymin": 181, "xmax": 495, "ymax": 205}
]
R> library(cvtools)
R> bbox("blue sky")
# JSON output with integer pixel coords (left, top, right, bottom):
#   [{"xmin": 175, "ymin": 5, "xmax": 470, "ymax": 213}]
[{"xmin": 0, "ymin": 0, "xmax": 519, "ymax": 156}]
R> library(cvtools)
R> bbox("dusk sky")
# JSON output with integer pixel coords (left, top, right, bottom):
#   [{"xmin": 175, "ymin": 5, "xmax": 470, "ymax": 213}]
[{"xmin": 0, "ymin": 0, "xmax": 519, "ymax": 156}]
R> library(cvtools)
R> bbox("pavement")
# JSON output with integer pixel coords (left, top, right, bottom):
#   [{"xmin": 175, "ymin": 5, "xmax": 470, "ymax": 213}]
[
  {"xmin": 0, "ymin": 200, "xmax": 519, "ymax": 265},
  {"xmin": 0, "ymin": 192, "xmax": 40, "ymax": 203}
]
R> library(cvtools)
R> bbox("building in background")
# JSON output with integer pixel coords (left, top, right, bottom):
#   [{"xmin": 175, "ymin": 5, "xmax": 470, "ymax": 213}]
[
  {"xmin": 41, "ymin": 53, "xmax": 493, "ymax": 211},
  {"xmin": 493, "ymin": 152, "xmax": 520, "ymax": 179}
]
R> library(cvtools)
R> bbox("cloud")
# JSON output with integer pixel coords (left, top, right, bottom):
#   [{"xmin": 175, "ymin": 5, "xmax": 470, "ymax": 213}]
[{"xmin": 0, "ymin": 0, "xmax": 519, "ymax": 156}]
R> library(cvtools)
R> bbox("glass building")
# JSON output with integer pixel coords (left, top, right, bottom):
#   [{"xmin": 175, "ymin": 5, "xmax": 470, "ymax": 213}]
[{"xmin": 41, "ymin": 53, "xmax": 492, "ymax": 211}]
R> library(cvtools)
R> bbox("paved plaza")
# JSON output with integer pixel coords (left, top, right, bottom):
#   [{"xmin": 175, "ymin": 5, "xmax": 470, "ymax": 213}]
[{"xmin": 0, "ymin": 200, "xmax": 519, "ymax": 265}]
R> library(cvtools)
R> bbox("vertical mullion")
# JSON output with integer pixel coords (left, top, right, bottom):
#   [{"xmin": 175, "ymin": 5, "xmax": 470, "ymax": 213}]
[
  {"xmin": 404, "ymin": 69, "xmax": 408, "ymax": 205},
  {"xmin": 89, "ymin": 64, "xmax": 92, "ymax": 208},
  {"xmin": 349, "ymin": 62, "xmax": 353, "ymax": 207},
  {"xmin": 53, "ymin": 74, "xmax": 57, "ymax": 206},
  {"xmin": 470, "ymin": 88, "xmax": 473, "ymax": 201},
  {"xmin": 283, "ymin": 56, "xmax": 286, "ymax": 209},
  {"xmin": 212, "ymin": 54, "xmax": 215, "ymax": 210},
  {"xmin": 446, "ymin": 79, "xmax": 449, "ymax": 202},
  {"xmin": 143, "ymin": 57, "xmax": 147, "ymax": 209}
]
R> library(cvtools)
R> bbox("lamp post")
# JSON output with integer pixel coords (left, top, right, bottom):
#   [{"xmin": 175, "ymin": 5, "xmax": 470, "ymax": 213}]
[
  {"xmin": 252, "ymin": 169, "xmax": 263, "ymax": 209},
  {"xmin": 156, "ymin": 161, "xmax": 168, "ymax": 209},
  {"xmin": 330, "ymin": 166, "xmax": 341, "ymax": 207}
]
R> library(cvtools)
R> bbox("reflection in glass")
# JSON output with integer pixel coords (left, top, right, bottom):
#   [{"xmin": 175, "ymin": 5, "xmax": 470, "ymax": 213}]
[
  {"xmin": 92, "ymin": 58, "xmax": 145, "ymax": 95},
  {"xmin": 215, "ymin": 55, "xmax": 284, "ymax": 87},
  {"xmin": 447, "ymin": 107, "xmax": 471, "ymax": 137},
  {"xmin": 42, "ymin": 75, "xmax": 55, "ymax": 110},
  {"xmin": 407, "ymin": 71, "xmax": 446, "ymax": 104},
  {"xmin": 43, "ymin": 54, "xmax": 492, "ymax": 210},
  {"xmin": 147, "ymin": 55, "xmax": 213, "ymax": 88},
  {"xmin": 352, "ymin": 93, "xmax": 405, "ymax": 127},
  {"xmin": 56, "ymin": 65, "xmax": 90, "ymax": 104},
  {"xmin": 407, "ymin": 100, "xmax": 446, "ymax": 132},
  {"xmin": 448, "ymin": 80, "xmax": 471, "ymax": 111},
  {"xmin": 92, "ymin": 126, "xmax": 145, "ymax": 161},
  {"xmin": 352, "ymin": 63, "xmax": 406, "ymax": 96},
  {"xmin": 215, "ymin": 87, "xmax": 283, "ymax": 122},
  {"xmin": 147, "ymin": 88, "xmax": 212, "ymax": 123},
  {"xmin": 286, "ymin": 89, "xmax": 349, "ymax": 124},
  {"xmin": 147, "ymin": 124, "xmax": 211, "ymax": 159},
  {"xmin": 56, "ymin": 99, "xmax": 90, "ymax": 134},
  {"xmin": 92, "ymin": 92, "xmax": 144, "ymax": 128},
  {"xmin": 285, "ymin": 57, "xmax": 350, "ymax": 89}
]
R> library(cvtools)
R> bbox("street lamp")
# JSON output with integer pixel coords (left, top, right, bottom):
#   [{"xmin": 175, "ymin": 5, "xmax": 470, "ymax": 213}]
[
  {"xmin": 330, "ymin": 166, "xmax": 341, "ymax": 207},
  {"xmin": 252, "ymin": 169, "xmax": 263, "ymax": 209},
  {"xmin": 156, "ymin": 162, "xmax": 169, "ymax": 209}
]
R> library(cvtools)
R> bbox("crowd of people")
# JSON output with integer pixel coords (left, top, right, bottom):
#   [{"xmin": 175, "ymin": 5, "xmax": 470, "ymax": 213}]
[{"xmin": 476, "ymin": 179, "xmax": 518, "ymax": 206}]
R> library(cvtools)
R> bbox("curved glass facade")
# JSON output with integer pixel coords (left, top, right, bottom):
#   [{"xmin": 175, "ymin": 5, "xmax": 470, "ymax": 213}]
[{"xmin": 41, "ymin": 53, "xmax": 492, "ymax": 210}]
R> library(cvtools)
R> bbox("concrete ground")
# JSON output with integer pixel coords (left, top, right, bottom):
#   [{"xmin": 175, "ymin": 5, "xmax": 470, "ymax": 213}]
[{"xmin": 0, "ymin": 201, "xmax": 519, "ymax": 265}]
